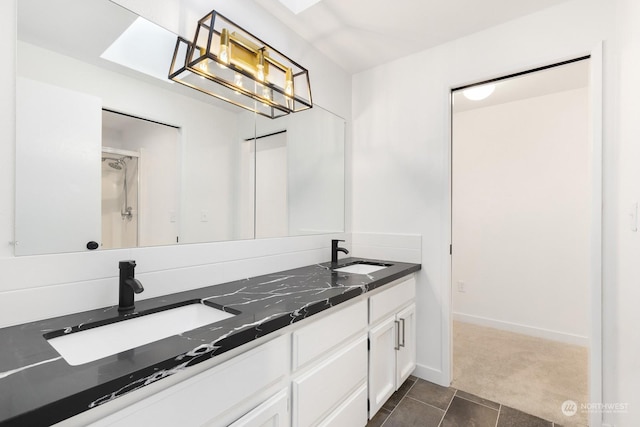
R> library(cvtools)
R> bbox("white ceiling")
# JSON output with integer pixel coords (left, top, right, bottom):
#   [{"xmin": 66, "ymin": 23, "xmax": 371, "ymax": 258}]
[
  {"xmin": 253, "ymin": 0, "xmax": 574, "ymax": 73},
  {"xmin": 19, "ymin": 0, "xmax": 585, "ymax": 116}
]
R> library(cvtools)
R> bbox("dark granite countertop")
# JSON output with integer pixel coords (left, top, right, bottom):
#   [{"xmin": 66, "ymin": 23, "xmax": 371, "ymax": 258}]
[{"xmin": 0, "ymin": 257, "xmax": 420, "ymax": 426}]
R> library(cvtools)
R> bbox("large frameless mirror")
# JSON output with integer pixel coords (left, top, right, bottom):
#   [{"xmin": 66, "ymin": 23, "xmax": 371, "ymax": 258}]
[{"xmin": 15, "ymin": 0, "xmax": 345, "ymax": 256}]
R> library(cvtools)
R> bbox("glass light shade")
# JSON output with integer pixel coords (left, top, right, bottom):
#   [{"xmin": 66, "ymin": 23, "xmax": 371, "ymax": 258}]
[
  {"xmin": 463, "ymin": 84, "xmax": 495, "ymax": 101},
  {"xmin": 169, "ymin": 37, "xmax": 288, "ymax": 118}
]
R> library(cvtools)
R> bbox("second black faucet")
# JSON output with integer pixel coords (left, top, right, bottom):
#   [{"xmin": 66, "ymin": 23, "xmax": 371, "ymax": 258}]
[
  {"xmin": 331, "ymin": 239, "xmax": 349, "ymax": 264},
  {"xmin": 118, "ymin": 260, "xmax": 144, "ymax": 313}
]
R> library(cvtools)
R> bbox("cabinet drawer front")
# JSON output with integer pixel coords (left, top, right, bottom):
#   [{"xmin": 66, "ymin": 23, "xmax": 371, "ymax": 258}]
[
  {"xmin": 92, "ymin": 335, "xmax": 289, "ymax": 427},
  {"xmin": 292, "ymin": 299, "xmax": 367, "ymax": 370},
  {"xmin": 317, "ymin": 382, "xmax": 367, "ymax": 427},
  {"xmin": 292, "ymin": 336, "xmax": 367, "ymax": 427},
  {"xmin": 369, "ymin": 276, "xmax": 415, "ymax": 325},
  {"xmin": 228, "ymin": 388, "xmax": 289, "ymax": 427}
]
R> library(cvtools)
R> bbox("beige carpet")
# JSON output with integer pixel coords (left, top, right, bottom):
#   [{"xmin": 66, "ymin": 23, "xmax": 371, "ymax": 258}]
[{"xmin": 452, "ymin": 321, "xmax": 589, "ymax": 426}]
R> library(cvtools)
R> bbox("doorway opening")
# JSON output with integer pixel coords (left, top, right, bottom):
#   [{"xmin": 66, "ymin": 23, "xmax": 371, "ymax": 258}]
[
  {"xmin": 101, "ymin": 109, "xmax": 181, "ymax": 249},
  {"xmin": 242, "ymin": 130, "xmax": 289, "ymax": 239},
  {"xmin": 450, "ymin": 57, "xmax": 594, "ymax": 426}
]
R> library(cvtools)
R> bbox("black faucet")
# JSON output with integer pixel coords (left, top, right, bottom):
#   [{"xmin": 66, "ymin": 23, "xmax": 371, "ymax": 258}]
[
  {"xmin": 331, "ymin": 239, "xmax": 349, "ymax": 264},
  {"xmin": 118, "ymin": 260, "xmax": 144, "ymax": 313}
]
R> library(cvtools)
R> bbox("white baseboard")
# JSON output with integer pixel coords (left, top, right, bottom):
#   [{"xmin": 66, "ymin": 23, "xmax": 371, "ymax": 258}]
[
  {"xmin": 412, "ymin": 363, "xmax": 449, "ymax": 387},
  {"xmin": 453, "ymin": 312, "xmax": 589, "ymax": 347}
]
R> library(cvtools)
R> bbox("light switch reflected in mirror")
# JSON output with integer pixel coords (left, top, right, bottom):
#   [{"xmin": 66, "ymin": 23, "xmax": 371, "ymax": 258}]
[{"xmin": 15, "ymin": 0, "xmax": 345, "ymax": 256}]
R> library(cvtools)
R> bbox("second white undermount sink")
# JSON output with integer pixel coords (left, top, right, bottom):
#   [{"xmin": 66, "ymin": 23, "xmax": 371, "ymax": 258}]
[
  {"xmin": 46, "ymin": 302, "xmax": 235, "ymax": 366},
  {"xmin": 333, "ymin": 262, "xmax": 391, "ymax": 275}
]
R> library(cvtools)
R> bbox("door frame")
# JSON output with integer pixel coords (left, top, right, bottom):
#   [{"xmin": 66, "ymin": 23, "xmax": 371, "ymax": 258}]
[{"xmin": 443, "ymin": 42, "xmax": 603, "ymax": 427}]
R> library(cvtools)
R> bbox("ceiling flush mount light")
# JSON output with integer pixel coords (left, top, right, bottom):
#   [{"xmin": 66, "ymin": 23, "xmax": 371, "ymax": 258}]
[
  {"xmin": 463, "ymin": 84, "xmax": 495, "ymax": 101},
  {"xmin": 169, "ymin": 10, "xmax": 313, "ymax": 119}
]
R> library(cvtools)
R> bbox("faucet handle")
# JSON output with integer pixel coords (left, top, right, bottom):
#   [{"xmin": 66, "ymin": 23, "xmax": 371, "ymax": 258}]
[{"xmin": 119, "ymin": 260, "xmax": 136, "ymax": 269}]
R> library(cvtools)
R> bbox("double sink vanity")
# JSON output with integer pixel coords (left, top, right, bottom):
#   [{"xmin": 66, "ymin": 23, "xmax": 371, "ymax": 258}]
[
  {"xmin": 8, "ymin": 0, "xmax": 419, "ymax": 425},
  {"xmin": 0, "ymin": 257, "xmax": 420, "ymax": 426}
]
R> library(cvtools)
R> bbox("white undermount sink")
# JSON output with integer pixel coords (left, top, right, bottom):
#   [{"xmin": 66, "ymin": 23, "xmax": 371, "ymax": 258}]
[
  {"xmin": 47, "ymin": 302, "xmax": 235, "ymax": 366},
  {"xmin": 333, "ymin": 262, "xmax": 390, "ymax": 275}
]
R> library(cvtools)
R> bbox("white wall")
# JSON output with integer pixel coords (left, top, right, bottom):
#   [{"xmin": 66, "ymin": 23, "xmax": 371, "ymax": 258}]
[
  {"xmin": 254, "ymin": 133, "xmax": 289, "ymax": 238},
  {"xmin": 452, "ymin": 88, "xmax": 590, "ymax": 346},
  {"xmin": 608, "ymin": 0, "xmax": 640, "ymax": 425},
  {"xmin": 0, "ymin": 0, "xmax": 351, "ymax": 333},
  {"xmin": 287, "ymin": 108, "xmax": 345, "ymax": 235},
  {"xmin": 352, "ymin": 0, "xmax": 640, "ymax": 425},
  {"xmin": 115, "ymin": 120, "xmax": 180, "ymax": 247},
  {"xmin": 255, "ymin": 107, "xmax": 346, "ymax": 236}
]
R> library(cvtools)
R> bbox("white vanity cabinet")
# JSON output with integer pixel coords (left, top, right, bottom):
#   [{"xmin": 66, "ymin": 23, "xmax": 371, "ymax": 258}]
[
  {"xmin": 61, "ymin": 274, "xmax": 417, "ymax": 427},
  {"xmin": 291, "ymin": 299, "xmax": 368, "ymax": 427},
  {"xmin": 368, "ymin": 277, "xmax": 416, "ymax": 418}
]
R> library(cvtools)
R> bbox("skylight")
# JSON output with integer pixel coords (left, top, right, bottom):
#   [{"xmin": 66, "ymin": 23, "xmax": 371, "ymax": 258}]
[
  {"xmin": 277, "ymin": 0, "xmax": 322, "ymax": 14},
  {"xmin": 100, "ymin": 17, "xmax": 176, "ymax": 83}
]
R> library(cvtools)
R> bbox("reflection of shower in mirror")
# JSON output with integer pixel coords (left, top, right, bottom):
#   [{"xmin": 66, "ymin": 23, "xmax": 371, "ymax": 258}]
[
  {"xmin": 107, "ymin": 158, "xmax": 123, "ymax": 170},
  {"xmin": 102, "ymin": 156, "xmax": 134, "ymax": 220},
  {"xmin": 101, "ymin": 151, "xmax": 139, "ymax": 249}
]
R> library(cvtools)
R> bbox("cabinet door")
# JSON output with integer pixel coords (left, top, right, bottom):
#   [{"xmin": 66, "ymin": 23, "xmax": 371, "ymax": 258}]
[
  {"xmin": 228, "ymin": 389, "xmax": 289, "ymax": 427},
  {"xmin": 396, "ymin": 304, "xmax": 416, "ymax": 387},
  {"xmin": 368, "ymin": 316, "xmax": 396, "ymax": 418}
]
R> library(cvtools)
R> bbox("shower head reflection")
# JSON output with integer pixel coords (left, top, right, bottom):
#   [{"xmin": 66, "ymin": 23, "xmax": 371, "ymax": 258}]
[{"xmin": 103, "ymin": 157, "xmax": 126, "ymax": 170}]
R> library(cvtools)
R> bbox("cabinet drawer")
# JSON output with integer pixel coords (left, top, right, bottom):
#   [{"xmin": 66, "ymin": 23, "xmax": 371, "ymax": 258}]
[
  {"xmin": 369, "ymin": 276, "xmax": 415, "ymax": 325},
  {"xmin": 317, "ymin": 382, "xmax": 367, "ymax": 427},
  {"xmin": 91, "ymin": 334, "xmax": 289, "ymax": 427},
  {"xmin": 228, "ymin": 388, "xmax": 289, "ymax": 427},
  {"xmin": 292, "ymin": 299, "xmax": 367, "ymax": 370},
  {"xmin": 292, "ymin": 336, "xmax": 367, "ymax": 427}
]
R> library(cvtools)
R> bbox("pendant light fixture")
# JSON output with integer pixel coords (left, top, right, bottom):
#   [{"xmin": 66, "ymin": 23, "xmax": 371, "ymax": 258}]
[{"xmin": 169, "ymin": 10, "xmax": 313, "ymax": 119}]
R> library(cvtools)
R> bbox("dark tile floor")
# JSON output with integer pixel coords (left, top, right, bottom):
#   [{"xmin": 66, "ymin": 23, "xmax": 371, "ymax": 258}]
[{"xmin": 367, "ymin": 376, "xmax": 560, "ymax": 427}]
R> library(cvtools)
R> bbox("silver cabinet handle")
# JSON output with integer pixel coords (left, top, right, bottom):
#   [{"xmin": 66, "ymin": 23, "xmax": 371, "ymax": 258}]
[
  {"xmin": 394, "ymin": 320, "xmax": 400, "ymax": 350},
  {"xmin": 400, "ymin": 318, "xmax": 406, "ymax": 348}
]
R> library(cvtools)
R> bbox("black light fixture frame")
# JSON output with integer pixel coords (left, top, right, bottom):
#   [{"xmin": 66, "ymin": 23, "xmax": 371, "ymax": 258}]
[{"xmin": 169, "ymin": 11, "xmax": 313, "ymax": 119}]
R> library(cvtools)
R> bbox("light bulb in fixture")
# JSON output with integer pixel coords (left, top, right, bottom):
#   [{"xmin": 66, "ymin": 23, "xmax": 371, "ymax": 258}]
[
  {"xmin": 197, "ymin": 47, "xmax": 208, "ymax": 73},
  {"xmin": 219, "ymin": 28, "xmax": 230, "ymax": 65},
  {"xmin": 233, "ymin": 74, "xmax": 244, "ymax": 95},
  {"xmin": 234, "ymin": 73, "xmax": 243, "ymax": 88},
  {"xmin": 284, "ymin": 68, "xmax": 294, "ymax": 97},
  {"xmin": 262, "ymin": 85, "xmax": 271, "ymax": 101},
  {"xmin": 463, "ymin": 84, "xmax": 495, "ymax": 101},
  {"xmin": 256, "ymin": 51, "xmax": 266, "ymax": 82}
]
